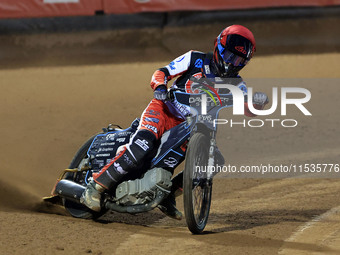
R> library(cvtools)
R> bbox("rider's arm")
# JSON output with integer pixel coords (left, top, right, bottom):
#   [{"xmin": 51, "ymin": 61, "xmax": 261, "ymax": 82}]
[{"xmin": 150, "ymin": 51, "xmax": 193, "ymax": 90}]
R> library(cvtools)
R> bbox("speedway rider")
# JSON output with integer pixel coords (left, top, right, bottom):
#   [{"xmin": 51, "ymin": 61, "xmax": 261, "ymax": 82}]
[{"xmin": 80, "ymin": 25, "xmax": 269, "ymax": 220}]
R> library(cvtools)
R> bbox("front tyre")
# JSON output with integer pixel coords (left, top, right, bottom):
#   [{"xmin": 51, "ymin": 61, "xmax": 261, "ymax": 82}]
[{"xmin": 183, "ymin": 133, "xmax": 212, "ymax": 234}]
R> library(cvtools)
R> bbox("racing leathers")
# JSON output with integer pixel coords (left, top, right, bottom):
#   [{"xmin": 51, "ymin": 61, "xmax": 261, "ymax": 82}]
[{"xmin": 81, "ymin": 50, "xmax": 266, "ymax": 216}]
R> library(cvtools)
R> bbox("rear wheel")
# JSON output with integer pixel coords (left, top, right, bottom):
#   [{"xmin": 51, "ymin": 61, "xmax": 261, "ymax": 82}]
[
  {"xmin": 63, "ymin": 135, "xmax": 107, "ymax": 219},
  {"xmin": 183, "ymin": 133, "xmax": 212, "ymax": 234}
]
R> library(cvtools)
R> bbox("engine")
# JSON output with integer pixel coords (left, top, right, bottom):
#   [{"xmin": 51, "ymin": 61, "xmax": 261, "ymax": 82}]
[{"xmin": 115, "ymin": 168, "xmax": 172, "ymax": 206}]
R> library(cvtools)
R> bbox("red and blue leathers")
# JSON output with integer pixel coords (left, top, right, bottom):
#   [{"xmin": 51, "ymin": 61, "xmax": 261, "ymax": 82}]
[{"xmin": 143, "ymin": 50, "xmax": 257, "ymax": 138}]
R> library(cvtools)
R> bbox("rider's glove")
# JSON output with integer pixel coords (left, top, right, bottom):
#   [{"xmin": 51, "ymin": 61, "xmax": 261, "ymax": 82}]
[
  {"xmin": 253, "ymin": 92, "xmax": 269, "ymax": 107},
  {"xmin": 154, "ymin": 85, "xmax": 167, "ymax": 101}
]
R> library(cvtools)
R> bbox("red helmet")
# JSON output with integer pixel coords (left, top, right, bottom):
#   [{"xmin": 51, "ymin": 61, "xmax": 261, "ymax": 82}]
[{"xmin": 213, "ymin": 25, "xmax": 256, "ymax": 77}]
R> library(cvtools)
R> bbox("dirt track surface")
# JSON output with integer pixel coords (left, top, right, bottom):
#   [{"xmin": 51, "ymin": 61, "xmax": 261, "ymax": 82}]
[{"xmin": 1, "ymin": 50, "xmax": 340, "ymax": 254}]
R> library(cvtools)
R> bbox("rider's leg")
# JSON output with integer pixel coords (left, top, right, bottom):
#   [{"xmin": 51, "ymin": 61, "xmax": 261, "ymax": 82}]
[
  {"xmin": 81, "ymin": 99, "xmax": 165, "ymax": 211},
  {"xmin": 157, "ymin": 171, "xmax": 183, "ymax": 220},
  {"xmin": 81, "ymin": 99, "xmax": 184, "ymax": 215},
  {"xmin": 93, "ymin": 129, "xmax": 156, "ymax": 190},
  {"xmin": 171, "ymin": 171, "xmax": 184, "ymax": 197},
  {"xmin": 81, "ymin": 129, "xmax": 157, "ymax": 211}
]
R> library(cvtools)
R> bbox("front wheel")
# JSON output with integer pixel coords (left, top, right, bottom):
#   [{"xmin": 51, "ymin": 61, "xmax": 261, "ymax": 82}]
[{"xmin": 183, "ymin": 133, "xmax": 212, "ymax": 234}]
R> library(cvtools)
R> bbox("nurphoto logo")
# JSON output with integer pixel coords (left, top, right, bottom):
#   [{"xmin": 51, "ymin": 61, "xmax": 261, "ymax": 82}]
[{"xmin": 189, "ymin": 78, "xmax": 312, "ymax": 128}]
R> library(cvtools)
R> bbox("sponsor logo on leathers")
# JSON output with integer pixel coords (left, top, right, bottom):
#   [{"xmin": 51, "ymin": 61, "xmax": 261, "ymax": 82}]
[
  {"xmin": 123, "ymin": 153, "xmax": 134, "ymax": 166},
  {"xmin": 141, "ymin": 124, "xmax": 158, "ymax": 134},
  {"xmin": 134, "ymin": 139, "xmax": 149, "ymax": 151},
  {"xmin": 164, "ymin": 157, "xmax": 179, "ymax": 168},
  {"xmin": 114, "ymin": 162, "xmax": 127, "ymax": 174}
]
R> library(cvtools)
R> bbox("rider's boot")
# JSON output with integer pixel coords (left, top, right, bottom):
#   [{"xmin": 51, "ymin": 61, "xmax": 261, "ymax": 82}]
[
  {"xmin": 80, "ymin": 130, "xmax": 156, "ymax": 212},
  {"xmin": 158, "ymin": 192, "xmax": 183, "ymax": 220},
  {"xmin": 158, "ymin": 171, "xmax": 183, "ymax": 220},
  {"xmin": 157, "ymin": 148, "xmax": 224, "ymax": 219},
  {"xmin": 80, "ymin": 179, "xmax": 105, "ymax": 212}
]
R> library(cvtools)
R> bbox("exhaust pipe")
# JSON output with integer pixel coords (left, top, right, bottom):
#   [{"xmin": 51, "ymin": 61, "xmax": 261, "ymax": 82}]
[{"xmin": 55, "ymin": 179, "xmax": 85, "ymax": 202}]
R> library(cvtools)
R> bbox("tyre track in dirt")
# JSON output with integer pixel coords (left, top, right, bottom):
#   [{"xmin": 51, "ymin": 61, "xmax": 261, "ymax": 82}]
[
  {"xmin": 279, "ymin": 205, "xmax": 340, "ymax": 254},
  {"xmin": 122, "ymin": 177, "xmax": 340, "ymax": 254}
]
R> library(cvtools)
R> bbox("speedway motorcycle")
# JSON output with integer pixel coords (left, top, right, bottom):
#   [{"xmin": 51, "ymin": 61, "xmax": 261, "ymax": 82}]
[{"xmin": 44, "ymin": 78, "xmax": 233, "ymax": 234}]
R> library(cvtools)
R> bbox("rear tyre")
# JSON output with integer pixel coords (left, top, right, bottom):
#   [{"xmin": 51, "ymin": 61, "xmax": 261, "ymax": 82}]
[
  {"xmin": 183, "ymin": 133, "xmax": 212, "ymax": 234},
  {"xmin": 63, "ymin": 135, "xmax": 107, "ymax": 219}
]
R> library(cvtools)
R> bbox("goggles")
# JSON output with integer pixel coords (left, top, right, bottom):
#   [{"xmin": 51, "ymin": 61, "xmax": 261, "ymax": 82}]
[
  {"xmin": 220, "ymin": 49, "xmax": 248, "ymax": 67},
  {"xmin": 217, "ymin": 35, "xmax": 249, "ymax": 67}
]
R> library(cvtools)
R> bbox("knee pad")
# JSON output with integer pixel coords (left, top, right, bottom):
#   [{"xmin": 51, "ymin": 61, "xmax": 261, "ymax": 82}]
[
  {"xmin": 112, "ymin": 129, "xmax": 157, "ymax": 173},
  {"xmin": 126, "ymin": 129, "xmax": 157, "ymax": 164},
  {"xmin": 94, "ymin": 130, "xmax": 157, "ymax": 190}
]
